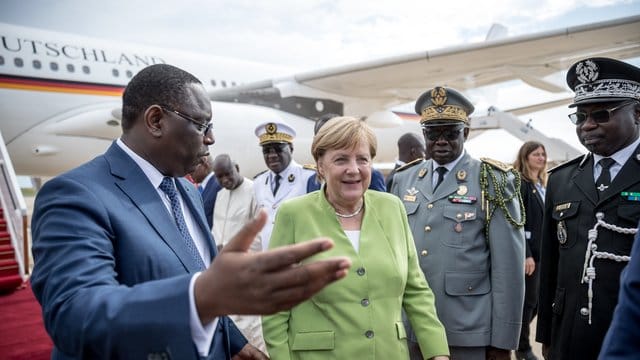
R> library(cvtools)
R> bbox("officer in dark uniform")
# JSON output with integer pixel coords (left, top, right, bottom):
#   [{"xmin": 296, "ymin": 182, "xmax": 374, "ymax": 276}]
[
  {"xmin": 535, "ymin": 57, "xmax": 640, "ymax": 360},
  {"xmin": 391, "ymin": 86, "xmax": 526, "ymax": 360}
]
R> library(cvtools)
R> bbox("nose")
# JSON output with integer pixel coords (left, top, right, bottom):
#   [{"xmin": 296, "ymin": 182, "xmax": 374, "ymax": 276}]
[
  {"xmin": 346, "ymin": 159, "xmax": 359, "ymax": 173},
  {"xmin": 203, "ymin": 130, "xmax": 215, "ymax": 145}
]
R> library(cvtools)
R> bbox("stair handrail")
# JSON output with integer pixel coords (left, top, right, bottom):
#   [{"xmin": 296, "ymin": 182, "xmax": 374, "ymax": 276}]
[{"xmin": 0, "ymin": 129, "xmax": 28, "ymax": 278}]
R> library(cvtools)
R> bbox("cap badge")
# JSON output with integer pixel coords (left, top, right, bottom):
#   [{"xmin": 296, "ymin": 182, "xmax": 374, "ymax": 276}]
[
  {"xmin": 576, "ymin": 60, "xmax": 599, "ymax": 84},
  {"xmin": 266, "ymin": 123, "xmax": 277, "ymax": 135},
  {"xmin": 431, "ymin": 87, "xmax": 447, "ymax": 110}
]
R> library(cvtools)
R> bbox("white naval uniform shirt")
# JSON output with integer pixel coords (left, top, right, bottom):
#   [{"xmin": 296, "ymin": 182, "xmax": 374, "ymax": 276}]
[{"xmin": 253, "ymin": 161, "xmax": 315, "ymax": 250}]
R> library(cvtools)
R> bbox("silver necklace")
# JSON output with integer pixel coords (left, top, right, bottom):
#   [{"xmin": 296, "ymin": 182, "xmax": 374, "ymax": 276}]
[{"xmin": 335, "ymin": 202, "xmax": 364, "ymax": 218}]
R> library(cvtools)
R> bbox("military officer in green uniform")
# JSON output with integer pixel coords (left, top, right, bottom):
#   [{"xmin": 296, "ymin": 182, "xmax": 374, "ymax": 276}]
[
  {"xmin": 535, "ymin": 57, "xmax": 640, "ymax": 360},
  {"xmin": 391, "ymin": 86, "xmax": 526, "ymax": 360}
]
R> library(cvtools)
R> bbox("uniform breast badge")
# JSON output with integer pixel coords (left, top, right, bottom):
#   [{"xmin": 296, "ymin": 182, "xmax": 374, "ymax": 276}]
[
  {"xmin": 457, "ymin": 185, "xmax": 468, "ymax": 196},
  {"xmin": 557, "ymin": 220, "xmax": 567, "ymax": 244},
  {"xmin": 404, "ymin": 187, "xmax": 419, "ymax": 202},
  {"xmin": 621, "ymin": 191, "xmax": 640, "ymax": 201},
  {"xmin": 456, "ymin": 170, "xmax": 466, "ymax": 181},
  {"xmin": 288, "ymin": 174, "xmax": 295, "ymax": 182}
]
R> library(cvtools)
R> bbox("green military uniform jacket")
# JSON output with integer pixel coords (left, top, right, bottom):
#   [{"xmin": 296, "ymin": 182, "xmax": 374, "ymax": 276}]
[
  {"xmin": 263, "ymin": 189, "xmax": 449, "ymax": 360},
  {"xmin": 391, "ymin": 152, "xmax": 525, "ymax": 350}
]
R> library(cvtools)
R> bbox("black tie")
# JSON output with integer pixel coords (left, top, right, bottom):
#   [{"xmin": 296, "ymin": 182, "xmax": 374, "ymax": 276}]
[
  {"xmin": 273, "ymin": 174, "xmax": 281, "ymax": 195},
  {"xmin": 595, "ymin": 158, "xmax": 615, "ymax": 195},
  {"xmin": 434, "ymin": 166, "xmax": 447, "ymax": 190}
]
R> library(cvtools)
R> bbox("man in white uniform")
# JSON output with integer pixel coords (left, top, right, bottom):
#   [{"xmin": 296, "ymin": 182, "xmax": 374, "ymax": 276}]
[
  {"xmin": 253, "ymin": 120, "xmax": 314, "ymax": 249},
  {"xmin": 211, "ymin": 154, "xmax": 266, "ymax": 353}
]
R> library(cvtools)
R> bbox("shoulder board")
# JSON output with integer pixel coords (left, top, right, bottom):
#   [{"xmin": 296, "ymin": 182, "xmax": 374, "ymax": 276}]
[
  {"xmin": 303, "ymin": 164, "xmax": 317, "ymax": 171},
  {"xmin": 396, "ymin": 158, "xmax": 425, "ymax": 173},
  {"xmin": 547, "ymin": 153, "xmax": 588, "ymax": 173},
  {"xmin": 253, "ymin": 170, "xmax": 268, "ymax": 179},
  {"xmin": 480, "ymin": 157, "xmax": 512, "ymax": 172}
]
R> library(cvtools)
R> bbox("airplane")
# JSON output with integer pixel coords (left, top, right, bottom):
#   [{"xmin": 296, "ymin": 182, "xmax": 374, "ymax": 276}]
[{"xmin": 0, "ymin": 15, "xmax": 639, "ymax": 182}]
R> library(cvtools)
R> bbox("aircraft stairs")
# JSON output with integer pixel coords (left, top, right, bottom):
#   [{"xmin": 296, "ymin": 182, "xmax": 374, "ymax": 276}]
[{"xmin": 0, "ymin": 130, "xmax": 29, "ymax": 293}]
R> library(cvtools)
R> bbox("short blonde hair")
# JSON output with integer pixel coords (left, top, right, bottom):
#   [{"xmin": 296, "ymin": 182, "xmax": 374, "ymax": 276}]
[{"xmin": 311, "ymin": 116, "xmax": 377, "ymax": 162}]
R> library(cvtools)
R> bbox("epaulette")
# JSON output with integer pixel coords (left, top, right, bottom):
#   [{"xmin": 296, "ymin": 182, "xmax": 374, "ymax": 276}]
[
  {"xmin": 303, "ymin": 164, "xmax": 317, "ymax": 172},
  {"xmin": 396, "ymin": 158, "xmax": 425, "ymax": 173},
  {"xmin": 253, "ymin": 169, "xmax": 268, "ymax": 179},
  {"xmin": 548, "ymin": 153, "xmax": 588, "ymax": 173},
  {"xmin": 480, "ymin": 157, "xmax": 512, "ymax": 172}
]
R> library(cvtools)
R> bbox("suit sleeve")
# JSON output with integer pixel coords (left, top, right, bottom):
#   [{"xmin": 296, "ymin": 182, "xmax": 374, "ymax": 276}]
[
  {"xmin": 535, "ymin": 175, "xmax": 560, "ymax": 345},
  {"xmin": 30, "ymin": 176, "xmax": 199, "ymax": 358},
  {"xmin": 399, "ymin": 198, "xmax": 450, "ymax": 358},
  {"xmin": 488, "ymin": 170, "xmax": 526, "ymax": 349},
  {"xmin": 369, "ymin": 169, "xmax": 386, "ymax": 191},
  {"xmin": 261, "ymin": 204, "xmax": 294, "ymax": 360}
]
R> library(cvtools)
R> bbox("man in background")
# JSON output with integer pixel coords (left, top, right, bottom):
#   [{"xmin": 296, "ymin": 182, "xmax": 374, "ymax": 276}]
[
  {"xmin": 385, "ymin": 132, "xmax": 426, "ymax": 192},
  {"xmin": 191, "ymin": 155, "xmax": 221, "ymax": 230}
]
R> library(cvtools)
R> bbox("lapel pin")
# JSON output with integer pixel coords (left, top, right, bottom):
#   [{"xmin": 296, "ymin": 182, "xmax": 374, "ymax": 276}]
[
  {"xmin": 456, "ymin": 170, "xmax": 466, "ymax": 181},
  {"xmin": 288, "ymin": 174, "xmax": 295, "ymax": 182},
  {"xmin": 418, "ymin": 168, "xmax": 427, "ymax": 179}
]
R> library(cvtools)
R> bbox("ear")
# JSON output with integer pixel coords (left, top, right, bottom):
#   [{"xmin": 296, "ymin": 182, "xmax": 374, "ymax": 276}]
[
  {"xmin": 289, "ymin": 143, "xmax": 294, "ymax": 153},
  {"xmin": 463, "ymin": 127, "xmax": 470, "ymax": 141},
  {"xmin": 145, "ymin": 105, "xmax": 164, "ymax": 138}
]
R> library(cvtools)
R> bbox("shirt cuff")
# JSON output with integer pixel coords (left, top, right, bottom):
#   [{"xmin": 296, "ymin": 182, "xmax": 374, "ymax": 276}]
[{"xmin": 189, "ymin": 272, "xmax": 218, "ymax": 356}]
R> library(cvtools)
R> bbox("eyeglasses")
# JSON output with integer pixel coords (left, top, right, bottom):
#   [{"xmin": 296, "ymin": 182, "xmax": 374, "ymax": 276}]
[
  {"xmin": 422, "ymin": 126, "xmax": 465, "ymax": 141},
  {"xmin": 159, "ymin": 105, "xmax": 213, "ymax": 135},
  {"xmin": 568, "ymin": 100, "xmax": 637, "ymax": 125},
  {"xmin": 262, "ymin": 143, "xmax": 289, "ymax": 155}
]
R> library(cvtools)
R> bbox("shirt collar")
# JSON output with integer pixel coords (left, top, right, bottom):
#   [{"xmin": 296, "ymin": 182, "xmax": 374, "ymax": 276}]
[
  {"xmin": 116, "ymin": 138, "xmax": 166, "ymax": 189},
  {"xmin": 432, "ymin": 151, "xmax": 466, "ymax": 172},
  {"xmin": 593, "ymin": 137, "xmax": 640, "ymax": 168}
]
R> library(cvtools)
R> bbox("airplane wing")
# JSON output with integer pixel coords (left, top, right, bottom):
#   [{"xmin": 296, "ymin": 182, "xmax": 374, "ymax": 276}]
[{"xmin": 209, "ymin": 15, "xmax": 640, "ymax": 117}]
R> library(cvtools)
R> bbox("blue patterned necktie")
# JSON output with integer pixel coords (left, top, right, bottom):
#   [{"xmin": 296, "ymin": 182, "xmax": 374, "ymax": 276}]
[{"xmin": 159, "ymin": 177, "xmax": 206, "ymax": 270}]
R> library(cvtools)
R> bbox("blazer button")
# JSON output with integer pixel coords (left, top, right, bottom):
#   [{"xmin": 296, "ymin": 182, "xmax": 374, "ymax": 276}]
[
  {"xmin": 420, "ymin": 250, "xmax": 428, "ymax": 257},
  {"xmin": 580, "ymin": 307, "xmax": 589, "ymax": 316},
  {"xmin": 424, "ymin": 225, "xmax": 432, "ymax": 232},
  {"xmin": 361, "ymin": 298, "xmax": 370, "ymax": 307},
  {"xmin": 427, "ymin": 204, "xmax": 434, "ymax": 209},
  {"xmin": 356, "ymin": 267, "xmax": 366, "ymax": 276},
  {"xmin": 365, "ymin": 330, "xmax": 374, "ymax": 338}
]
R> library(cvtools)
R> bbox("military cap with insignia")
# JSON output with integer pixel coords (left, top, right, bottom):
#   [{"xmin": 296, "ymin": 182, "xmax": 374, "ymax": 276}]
[
  {"xmin": 415, "ymin": 86, "xmax": 475, "ymax": 127},
  {"xmin": 567, "ymin": 57, "xmax": 640, "ymax": 107},
  {"xmin": 254, "ymin": 120, "xmax": 296, "ymax": 145}
]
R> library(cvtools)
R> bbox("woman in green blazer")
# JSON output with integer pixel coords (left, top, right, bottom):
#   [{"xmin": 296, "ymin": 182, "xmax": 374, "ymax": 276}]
[{"xmin": 263, "ymin": 117, "xmax": 449, "ymax": 360}]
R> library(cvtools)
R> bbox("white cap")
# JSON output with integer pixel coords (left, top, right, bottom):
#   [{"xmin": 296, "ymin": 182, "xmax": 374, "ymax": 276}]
[{"xmin": 254, "ymin": 120, "xmax": 296, "ymax": 145}]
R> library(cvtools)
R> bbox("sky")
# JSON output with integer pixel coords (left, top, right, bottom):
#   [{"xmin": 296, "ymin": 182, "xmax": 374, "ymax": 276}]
[{"xmin": 1, "ymin": 0, "xmax": 639, "ymax": 161}]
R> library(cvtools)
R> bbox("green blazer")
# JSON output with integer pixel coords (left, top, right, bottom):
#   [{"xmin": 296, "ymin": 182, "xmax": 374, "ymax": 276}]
[{"xmin": 263, "ymin": 189, "xmax": 448, "ymax": 360}]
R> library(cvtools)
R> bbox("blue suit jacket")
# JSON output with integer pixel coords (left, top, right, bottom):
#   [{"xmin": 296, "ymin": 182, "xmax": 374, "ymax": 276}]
[
  {"xmin": 30, "ymin": 142, "xmax": 246, "ymax": 359},
  {"xmin": 599, "ymin": 221, "xmax": 640, "ymax": 359},
  {"xmin": 201, "ymin": 174, "xmax": 221, "ymax": 230}
]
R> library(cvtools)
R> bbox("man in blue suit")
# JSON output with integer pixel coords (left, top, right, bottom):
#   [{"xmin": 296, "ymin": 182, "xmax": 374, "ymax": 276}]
[
  {"xmin": 30, "ymin": 64, "xmax": 351, "ymax": 359},
  {"xmin": 599, "ymin": 221, "xmax": 640, "ymax": 359}
]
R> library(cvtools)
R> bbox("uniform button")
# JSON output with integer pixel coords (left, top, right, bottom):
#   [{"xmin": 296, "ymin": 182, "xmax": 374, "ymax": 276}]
[
  {"xmin": 420, "ymin": 250, "xmax": 428, "ymax": 256},
  {"xmin": 427, "ymin": 204, "xmax": 434, "ymax": 209},
  {"xmin": 424, "ymin": 226, "xmax": 432, "ymax": 232},
  {"xmin": 456, "ymin": 213, "xmax": 463, "ymax": 219},
  {"xmin": 361, "ymin": 298, "xmax": 370, "ymax": 307},
  {"xmin": 580, "ymin": 307, "xmax": 589, "ymax": 316},
  {"xmin": 467, "ymin": 286, "xmax": 473, "ymax": 292},
  {"xmin": 365, "ymin": 330, "xmax": 374, "ymax": 338},
  {"xmin": 356, "ymin": 267, "xmax": 366, "ymax": 276}
]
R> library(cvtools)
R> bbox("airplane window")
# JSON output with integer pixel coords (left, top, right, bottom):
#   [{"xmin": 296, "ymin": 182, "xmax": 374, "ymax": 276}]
[
  {"xmin": 0, "ymin": 56, "xmax": 5, "ymax": 66},
  {"xmin": 221, "ymin": 80, "xmax": 227, "ymax": 87},
  {"xmin": 210, "ymin": 80, "xmax": 217, "ymax": 87},
  {"xmin": 50, "ymin": 62, "xmax": 59, "ymax": 71},
  {"xmin": 32, "ymin": 60, "xmax": 42, "ymax": 69},
  {"xmin": 14, "ymin": 58, "xmax": 24, "ymax": 67},
  {"xmin": 126, "ymin": 70, "xmax": 133, "ymax": 78},
  {"xmin": 231, "ymin": 81, "xmax": 236, "ymax": 86},
  {"xmin": 82, "ymin": 65, "xmax": 90, "ymax": 74},
  {"xmin": 67, "ymin": 64, "xmax": 75, "ymax": 73},
  {"xmin": 112, "ymin": 69, "xmax": 119, "ymax": 77}
]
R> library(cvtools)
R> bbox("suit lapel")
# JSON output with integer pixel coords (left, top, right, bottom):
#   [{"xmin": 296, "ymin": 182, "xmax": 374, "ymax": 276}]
[
  {"xmin": 572, "ymin": 154, "xmax": 598, "ymax": 206},
  {"xmin": 599, "ymin": 145, "xmax": 640, "ymax": 204},
  {"xmin": 105, "ymin": 143, "xmax": 204, "ymax": 273}
]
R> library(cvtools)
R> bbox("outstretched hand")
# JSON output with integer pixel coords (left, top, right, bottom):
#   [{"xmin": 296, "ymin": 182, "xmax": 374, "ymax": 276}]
[{"xmin": 195, "ymin": 209, "xmax": 351, "ymax": 323}]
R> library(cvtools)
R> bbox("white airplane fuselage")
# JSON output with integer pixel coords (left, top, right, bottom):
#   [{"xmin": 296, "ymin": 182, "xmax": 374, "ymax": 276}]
[{"xmin": 0, "ymin": 22, "xmax": 418, "ymax": 178}]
